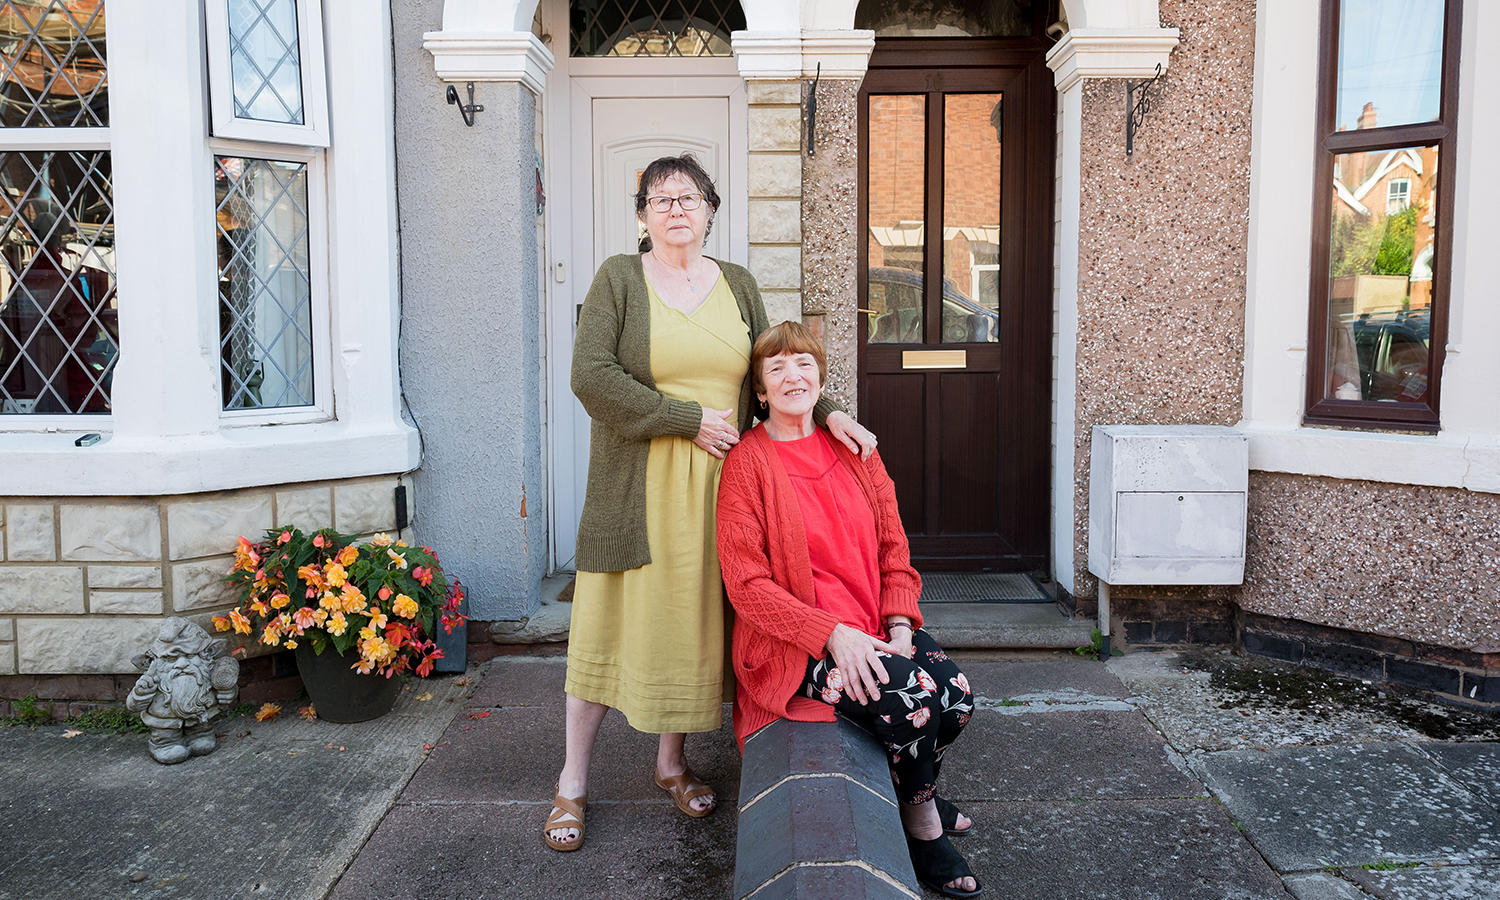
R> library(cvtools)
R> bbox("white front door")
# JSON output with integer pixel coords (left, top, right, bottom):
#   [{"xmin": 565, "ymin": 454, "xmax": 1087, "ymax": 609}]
[{"xmin": 546, "ymin": 67, "xmax": 746, "ymax": 572}]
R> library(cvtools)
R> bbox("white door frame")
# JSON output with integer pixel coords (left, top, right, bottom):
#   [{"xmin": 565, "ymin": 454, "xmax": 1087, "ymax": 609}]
[{"xmin": 540, "ymin": 0, "xmax": 750, "ymax": 572}]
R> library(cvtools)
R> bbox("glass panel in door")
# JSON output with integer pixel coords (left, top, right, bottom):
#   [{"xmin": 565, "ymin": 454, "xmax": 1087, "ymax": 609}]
[
  {"xmin": 866, "ymin": 94, "xmax": 926, "ymax": 344},
  {"xmin": 941, "ymin": 93, "xmax": 1001, "ymax": 343}
]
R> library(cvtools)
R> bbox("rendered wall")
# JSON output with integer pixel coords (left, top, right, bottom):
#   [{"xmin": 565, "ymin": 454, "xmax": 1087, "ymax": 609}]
[{"xmin": 392, "ymin": 0, "xmax": 545, "ymax": 621}]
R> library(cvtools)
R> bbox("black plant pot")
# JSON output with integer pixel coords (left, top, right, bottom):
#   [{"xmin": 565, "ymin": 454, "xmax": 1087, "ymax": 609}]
[{"xmin": 294, "ymin": 642, "xmax": 403, "ymax": 723}]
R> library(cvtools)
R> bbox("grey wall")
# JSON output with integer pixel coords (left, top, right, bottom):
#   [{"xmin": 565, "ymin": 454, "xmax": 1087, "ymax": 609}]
[{"xmin": 392, "ymin": 0, "xmax": 545, "ymax": 621}]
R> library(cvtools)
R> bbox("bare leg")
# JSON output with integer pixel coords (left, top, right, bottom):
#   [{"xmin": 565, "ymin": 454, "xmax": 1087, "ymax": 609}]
[
  {"xmin": 900, "ymin": 801, "xmax": 978, "ymax": 893},
  {"xmin": 548, "ymin": 693, "xmax": 609, "ymax": 846},
  {"xmin": 655, "ymin": 732, "xmax": 715, "ymax": 813}
]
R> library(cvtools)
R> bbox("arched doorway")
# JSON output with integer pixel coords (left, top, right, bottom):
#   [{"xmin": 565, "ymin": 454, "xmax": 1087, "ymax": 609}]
[{"xmin": 856, "ymin": 0, "xmax": 1056, "ymax": 572}]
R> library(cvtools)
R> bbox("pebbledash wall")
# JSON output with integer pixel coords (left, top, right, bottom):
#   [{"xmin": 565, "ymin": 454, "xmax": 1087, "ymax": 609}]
[{"xmin": 1062, "ymin": 0, "xmax": 1500, "ymax": 701}]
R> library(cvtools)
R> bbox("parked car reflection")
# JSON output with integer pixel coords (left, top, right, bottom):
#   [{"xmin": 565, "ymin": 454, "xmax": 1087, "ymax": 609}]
[
  {"xmin": 866, "ymin": 266, "xmax": 999, "ymax": 344},
  {"xmin": 1337, "ymin": 309, "xmax": 1430, "ymax": 402}
]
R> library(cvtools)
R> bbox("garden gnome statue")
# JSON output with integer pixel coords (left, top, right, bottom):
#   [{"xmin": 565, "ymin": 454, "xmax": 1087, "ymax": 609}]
[{"xmin": 126, "ymin": 618, "xmax": 240, "ymax": 765}]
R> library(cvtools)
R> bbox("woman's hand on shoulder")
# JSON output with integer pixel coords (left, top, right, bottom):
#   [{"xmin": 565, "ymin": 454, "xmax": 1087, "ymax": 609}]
[
  {"xmin": 694, "ymin": 406, "xmax": 740, "ymax": 458},
  {"xmin": 824, "ymin": 623, "xmax": 897, "ymax": 705},
  {"xmin": 826, "ymin": 411, "xmax": 877, "ymax": 461}
]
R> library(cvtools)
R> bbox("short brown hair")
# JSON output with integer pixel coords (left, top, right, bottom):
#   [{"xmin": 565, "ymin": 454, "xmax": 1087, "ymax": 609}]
[
  {"xmin": 750, "ymin": 321, "xmax": 827, "ymax": 397},
  {"xmin": 634, "ymin": 154, "xmax": 720, "ymax": 218}
]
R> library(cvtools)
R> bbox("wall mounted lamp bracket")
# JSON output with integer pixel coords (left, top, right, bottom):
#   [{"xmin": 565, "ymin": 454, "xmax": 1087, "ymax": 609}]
[
  {"xmin": 1125, "ymin": 64, "xmax": 1164, "ymax": 157},
  {"xmin": 446, "ymin": 82, "xmax": 484, "ymax": 127},
  {"xmin": 805, "ymin": 63, "xmax": 821, "ymax": 158}
]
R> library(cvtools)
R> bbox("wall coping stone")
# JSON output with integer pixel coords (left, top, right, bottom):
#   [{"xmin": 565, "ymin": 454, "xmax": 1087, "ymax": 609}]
[{"xmin": 736, "ymin": 717, "xmax": 919, "ymax": 900}]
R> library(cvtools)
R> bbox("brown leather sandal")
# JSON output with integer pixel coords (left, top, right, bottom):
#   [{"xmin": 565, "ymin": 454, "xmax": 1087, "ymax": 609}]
[
  {"xmin": 542, "ymin": 792, "xmax": 587, "ymax": 851},
  {"xmin": 653, "ymin": 766, "xmax": 716, "ymax": 818}
]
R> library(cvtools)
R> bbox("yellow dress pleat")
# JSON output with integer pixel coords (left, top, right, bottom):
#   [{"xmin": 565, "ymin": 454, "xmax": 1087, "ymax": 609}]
[{"xmin": 565, "ymin": 273, "xmax": 750, "ymax": 733}]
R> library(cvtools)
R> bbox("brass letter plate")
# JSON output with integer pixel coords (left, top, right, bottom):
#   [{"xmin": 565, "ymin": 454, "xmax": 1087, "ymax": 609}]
[{"xmin": 902, "ymin": 350, "xmax": 967, "ymax": 369}]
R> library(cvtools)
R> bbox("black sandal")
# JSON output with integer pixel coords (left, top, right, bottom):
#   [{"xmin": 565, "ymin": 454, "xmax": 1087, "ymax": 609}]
[
  {"xmin": 907, "ymin": 833, "xmax": 983, "ymax": 898},
  {"xmin": 935, "ymin": 795, "xmax": 973, "ymax": 836}
]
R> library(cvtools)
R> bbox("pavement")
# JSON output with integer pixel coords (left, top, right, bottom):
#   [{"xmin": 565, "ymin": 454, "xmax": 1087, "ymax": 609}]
[{"xmin": 2, "ymin": 646, "xmax": 1498, "ymax": 900}]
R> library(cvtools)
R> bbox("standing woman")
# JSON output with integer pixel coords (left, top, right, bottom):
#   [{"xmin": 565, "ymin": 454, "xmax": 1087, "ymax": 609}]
[{"xmin": 544, "ymin": 154, "xmax": 876, "ymax": 851}]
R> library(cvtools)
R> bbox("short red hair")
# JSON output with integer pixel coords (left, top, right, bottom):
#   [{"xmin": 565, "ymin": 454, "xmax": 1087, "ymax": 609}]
[{"xmin": 750, "ymin": 320, "xmax": 827, "ymax": 396}]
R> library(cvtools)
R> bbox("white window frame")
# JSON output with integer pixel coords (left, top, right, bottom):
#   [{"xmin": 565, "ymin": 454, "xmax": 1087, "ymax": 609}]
[
  {"xmin": 204, "ymin": 0, "xmax": 332, "ymax": 147},
  {"xmin": 0, "ymin": 0, "xmax": 415, "ymax": 496},
  {"xmin": 209, "ymin": 138, "xmax": 333, "ymax": 425},
  {"xmin": 1242, "ymin": 0, "xmax": 1500, "ymax": 494},
  {"xmin": 1386, "ymin": 177, "xmax": 1411, "ymax": 213}
]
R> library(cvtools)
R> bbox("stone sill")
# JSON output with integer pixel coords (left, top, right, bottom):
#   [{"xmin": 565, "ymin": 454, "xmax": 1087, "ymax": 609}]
[
  {"xmin": 1240, "ymin": 420, "xmax": 1500, "ymax": 494},
  {"xmin": 0, "ymin": 421, "xmax": 420, "ymax": 497}
]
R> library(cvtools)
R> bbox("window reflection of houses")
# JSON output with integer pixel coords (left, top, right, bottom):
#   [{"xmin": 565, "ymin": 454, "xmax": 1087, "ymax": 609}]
[{"xmin": 1326, "ymin": 105, "xmax": 1437, "ymax": 404}]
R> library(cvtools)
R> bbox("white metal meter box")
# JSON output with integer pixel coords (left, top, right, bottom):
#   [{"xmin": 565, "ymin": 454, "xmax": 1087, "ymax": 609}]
[{"xmin": 1088, "ymin": 425, "xmax": 1249, "ymax": 586}]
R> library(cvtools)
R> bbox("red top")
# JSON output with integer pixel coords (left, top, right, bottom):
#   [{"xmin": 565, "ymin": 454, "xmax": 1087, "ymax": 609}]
[
  {"xmin": 717, "ymin": 424, "xmax": 923, "ymax": 752},
  {"xmin": 771, "ymin": 430, "xmax": 883, "ymax": 638}
]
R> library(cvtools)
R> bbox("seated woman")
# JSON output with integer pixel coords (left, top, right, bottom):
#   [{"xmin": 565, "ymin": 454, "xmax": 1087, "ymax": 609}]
[{"xmin": 717, "ymin": 322, "xmax": 981, "ymax": 898}]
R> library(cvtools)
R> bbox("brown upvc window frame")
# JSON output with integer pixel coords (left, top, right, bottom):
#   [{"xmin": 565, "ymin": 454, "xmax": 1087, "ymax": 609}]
[{"xmin": 1303, "ymin": 0, "xmax": 1463, "ymax": 433}]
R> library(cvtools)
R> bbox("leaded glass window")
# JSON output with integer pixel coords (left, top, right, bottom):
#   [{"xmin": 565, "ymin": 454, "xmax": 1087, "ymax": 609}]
[
  {"xmin": 0, "ymin": 150, "xmax": 114, "ymax": 414},
  {"xmin": 570, "ymin": 0, "xmax": 744, "ymax": 58},
  {"xmin": 228, "ymin": 0, "xmax": 302, "ymax": 125},
  {"xmin": 856, "ymin": 0, "xmax": 1035, "ymax": 38},
  {"xmin": 205, "ymin": 0, "xmax": 328, "ymax": 146},
  {"xmin": 0, "ymin": 0, "xmax": 108, "ymax": 128},
  {"xmin": 215, "ymin": 156, "xmax": 313, "ymax": 410}
]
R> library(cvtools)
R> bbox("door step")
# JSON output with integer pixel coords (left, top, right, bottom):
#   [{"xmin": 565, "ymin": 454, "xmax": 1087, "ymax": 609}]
[{"xmin": 921, "ymin": 602, "xmax": 1097, "ymax": 650}]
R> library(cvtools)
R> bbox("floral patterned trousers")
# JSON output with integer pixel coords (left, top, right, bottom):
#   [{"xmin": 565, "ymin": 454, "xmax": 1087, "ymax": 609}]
[{"xmin": 800, "ymin": 628, "xmax": 974, "ymax": 806}]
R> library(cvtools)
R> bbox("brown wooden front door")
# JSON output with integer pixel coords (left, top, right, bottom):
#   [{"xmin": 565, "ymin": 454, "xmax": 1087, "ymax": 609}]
[{"xmin": 857, "ymin": 38, "xmax": 1055, "ymax": 573}]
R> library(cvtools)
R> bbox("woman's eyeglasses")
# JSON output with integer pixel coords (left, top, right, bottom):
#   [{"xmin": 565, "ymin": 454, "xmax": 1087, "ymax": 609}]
[{"xmin": 645, "ymin": 193, "xmax": 705, "ymax": 213}]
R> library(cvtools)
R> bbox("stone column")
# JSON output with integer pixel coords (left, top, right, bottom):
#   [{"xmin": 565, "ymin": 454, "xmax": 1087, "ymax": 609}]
[
  {"xmin": 397, "ymin": 2, "xmax": 554, "ymax": 621},
  {"xmin": 733, "ymin": 32, "xmax": 805, "ymax": 327}
]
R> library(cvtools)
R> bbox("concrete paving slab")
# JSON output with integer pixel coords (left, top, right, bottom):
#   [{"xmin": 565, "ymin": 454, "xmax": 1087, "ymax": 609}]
[
  {"xmin": 1197, "ymin": 742, "xmax": 1500, "ymax": 871},
  {"xmin": 1419, "ymin": 741, "xmax": 1500, "ymax": 810},
  {"xmin": 402, "ymin": 703, "xmax": 741, "ymax": 805},
  {"xmin": 1110, "ymin": 650, "xmax": 1500, "ymax": 752},
  {"xmin": 1345, "ymin": 861, "xmax": 1500, "ymax": 900},
  {"xmin": 466, "ymin": 655, "xmax": 567, "ymax": 709},
  {"xmin": 958, "ymin": 657, "xmax": 1132, "ymax": 702},
  {"xmin": 941, "ymin": 709, "xmax": 1199, "ymax": 802},
  {"xmin": 329, "ymin": 799, "xmax": 736, "ymax": 900},
  {"xmin": 0, "ymin": 671, "xmax": 471, "ymax": 900},
  {"xmin": 1281, "ymin": 872, "xmax": 1371, "ymax": 900},
  {"xmin": 945, "ymin": 799, "xmax": 1289, "ymax": 900}
]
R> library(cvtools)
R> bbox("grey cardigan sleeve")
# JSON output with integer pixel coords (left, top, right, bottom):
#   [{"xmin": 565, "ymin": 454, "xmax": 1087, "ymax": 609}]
[{"xmin": 570, "ymin": 259, "xmax": 703, "ymax": 442}]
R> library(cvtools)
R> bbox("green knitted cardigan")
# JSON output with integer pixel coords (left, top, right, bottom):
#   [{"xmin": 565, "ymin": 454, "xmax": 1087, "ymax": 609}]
[{"xmin": 571, "ymin": 253, "xmax": 840, "ymax": 573}]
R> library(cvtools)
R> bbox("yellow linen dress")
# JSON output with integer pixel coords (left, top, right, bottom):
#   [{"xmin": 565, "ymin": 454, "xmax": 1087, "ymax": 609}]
[{"xmin": 565, "ymin": 273, "xmax": 750, "ymax": 734}]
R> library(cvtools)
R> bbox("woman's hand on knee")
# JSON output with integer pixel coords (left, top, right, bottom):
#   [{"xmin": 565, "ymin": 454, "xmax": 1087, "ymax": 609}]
[{"xmin": 825, "ymin": 624, "xmax": 897, "ymax": 705}]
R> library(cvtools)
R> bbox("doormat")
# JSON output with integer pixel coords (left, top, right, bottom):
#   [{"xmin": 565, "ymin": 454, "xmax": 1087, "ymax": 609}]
[{"xmin": 919, "ymin": 572, "xmax": 1050, "ymax": 603}]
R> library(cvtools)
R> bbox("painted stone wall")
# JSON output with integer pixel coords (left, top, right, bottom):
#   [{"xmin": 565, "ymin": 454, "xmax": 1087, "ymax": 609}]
[
  {"xmin": 1071, "ymin": 0, "xmax": 1256, "ymax": 599},
  {"xmin": 0, "ymin": 476, "xmax": 405, "ymax": 676},
  {"xmin": 801, "ymin": 77, "xmax": 861, "ymax": 415},
  {"xmin": 747, "ymin": 81, "xmax": 806, "ymax": 327},
  {"xmin": 392, "ymin": 0, "xmax": 546, "ymax": 621},
  {"xmin": 1240, "ymin": 474, "xmax": 1500, "ymax": 653}
]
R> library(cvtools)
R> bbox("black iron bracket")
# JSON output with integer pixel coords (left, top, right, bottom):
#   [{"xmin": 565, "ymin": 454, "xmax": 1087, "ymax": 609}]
[
  {"xmin": 805, "ymin": 63, "xmax": 820, "ymax": 157},
  {"xmin": 1125, "ymin": 64, "xmax": 1164, "ymax": 157},
  {"xmin": 446, "ymin": 82, "xmax": 484, "ymax": 127}
]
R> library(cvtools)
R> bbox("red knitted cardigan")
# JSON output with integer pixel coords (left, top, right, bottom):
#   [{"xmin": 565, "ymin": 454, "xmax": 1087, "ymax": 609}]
[{"xmin": 716, "ymin": 423, "xmax": 923, "ymax": 752}]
